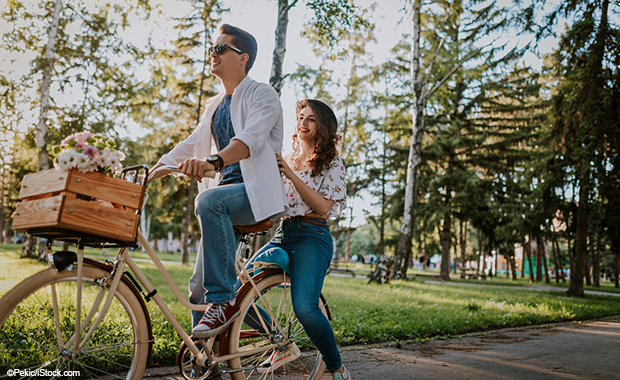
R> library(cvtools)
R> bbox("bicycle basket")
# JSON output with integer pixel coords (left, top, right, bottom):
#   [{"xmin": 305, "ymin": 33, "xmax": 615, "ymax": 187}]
[{"xmin": 12, "ymin": 166, "xmax": 147, "ymax": 244}]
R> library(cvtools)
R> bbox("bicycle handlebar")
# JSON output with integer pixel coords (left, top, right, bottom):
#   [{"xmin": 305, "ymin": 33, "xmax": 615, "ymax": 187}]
[{"xmin": 146, "ymin": 165, "xmax": 216, "ymax": 186}]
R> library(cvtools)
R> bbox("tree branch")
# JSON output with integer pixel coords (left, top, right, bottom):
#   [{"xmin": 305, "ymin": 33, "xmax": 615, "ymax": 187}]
[
  {"xmin": 422, "ymin": 38, "xmax": 445, "ymax": 89},
  {"xmin": 424, "ymin": 48, "xmax": 482, "ymax": 101}
]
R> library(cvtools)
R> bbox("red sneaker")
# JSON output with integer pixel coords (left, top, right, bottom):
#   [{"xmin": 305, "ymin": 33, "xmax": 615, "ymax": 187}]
[{"xmin": 192, "ymin": 301, "xmax": 240, "ymax": 338}]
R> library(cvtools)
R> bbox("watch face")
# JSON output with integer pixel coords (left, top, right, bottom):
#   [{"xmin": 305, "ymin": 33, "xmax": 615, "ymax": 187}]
[{"xmin": 207, "ymin": 154, "xmax": 222, "ymax": 170}]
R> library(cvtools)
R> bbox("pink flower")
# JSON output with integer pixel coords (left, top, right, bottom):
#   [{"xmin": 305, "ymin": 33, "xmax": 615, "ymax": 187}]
[{"xmin": 83, "ymin": 145, "xmax": 98, "ymax": 158}]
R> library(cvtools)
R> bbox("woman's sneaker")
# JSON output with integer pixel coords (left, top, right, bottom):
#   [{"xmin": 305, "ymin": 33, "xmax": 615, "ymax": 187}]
[
  {"xmin": 332, "ymin": 365, "xmax": 351, "ymax": 380},
  {"xmin": 257, "ymin": 342, "xmax": 301, "ymax": 373},
  {"xmin": 192, "ymin": 300, "xmax": 240, "ymax": 338}
]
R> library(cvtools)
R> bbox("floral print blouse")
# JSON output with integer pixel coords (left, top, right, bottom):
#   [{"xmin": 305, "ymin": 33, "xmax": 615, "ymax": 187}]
[{"xmin": 282, "ymin": 155, "xmax": 347, "ymax": 219}]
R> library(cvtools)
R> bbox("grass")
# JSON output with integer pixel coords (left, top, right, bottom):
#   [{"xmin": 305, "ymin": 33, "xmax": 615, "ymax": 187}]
[{"xmin": 2, "ymin": 244, "xmax": 620, "ymax": 367}]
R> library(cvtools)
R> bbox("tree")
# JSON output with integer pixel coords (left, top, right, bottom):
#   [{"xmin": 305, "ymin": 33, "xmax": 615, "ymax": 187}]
[
  {"xmin": 392, "ymin": 0, "xmax": 520, "ymax": 280},
  {"xmin": 543, "ymin": 0, "xmax": 618, "ymax": 296},
  {"xmin": 270, "ymin": 0, "xmax": 366, "ymax": 95},
  {"xmin": 392, "ymin": 0, "xmax": 498, "ymax": 279}
]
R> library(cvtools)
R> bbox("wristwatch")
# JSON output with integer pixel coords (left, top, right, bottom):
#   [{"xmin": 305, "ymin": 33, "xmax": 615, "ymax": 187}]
[{"xmin": 207, "ymin": 154, "xmax": 224, "ymax": 172}]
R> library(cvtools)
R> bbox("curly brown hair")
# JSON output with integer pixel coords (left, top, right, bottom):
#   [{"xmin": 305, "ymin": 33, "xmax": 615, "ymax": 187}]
[{"xmin": 291, "ymin": 99, "xmax": 342, "ymax": 176}]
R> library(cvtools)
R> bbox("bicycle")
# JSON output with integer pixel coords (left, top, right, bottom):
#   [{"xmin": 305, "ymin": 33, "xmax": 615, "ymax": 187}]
[{"xmin": 0, "ymin": 165, "xmax": 331, "ymax": 379}]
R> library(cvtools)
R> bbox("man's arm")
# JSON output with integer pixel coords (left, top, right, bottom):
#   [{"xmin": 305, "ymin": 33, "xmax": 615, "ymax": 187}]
[{"xmin": 231, "ymin": 84, "xmax": 283, "ymax": 157}]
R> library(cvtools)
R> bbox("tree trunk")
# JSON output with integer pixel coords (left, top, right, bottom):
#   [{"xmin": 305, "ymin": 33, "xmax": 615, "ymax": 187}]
[
  {"xmin": 593, "ymin": 224, "xmax": 602, "ymax": 287},
  {"xmin": 552, "ymin": 237, "xmax": 561, "ymax": 283},
  {"xmin": 181, "ymin": 180, "xmax": 195, "ymax": 265},
  {"xmin": 22, "ymin": 0, "xmax": 63, "ymax": 260},
  {"xmin": 567, "ymin": 237, "xmax": 574, "ymax": 282},
  {"xmin": 439, "ymin": 212, "xmax": 451, "ymax": 280},
  {"xmin": 345, "ymin": 229, "xmax": 351, "ymax": 263},
  {"xmin": 393, "ymin": 0, "xmax": 423, "ymax": 280},
  {"xmin": 269, "ymin": 0, "xmax": 295, "ymax": 95},
  {"xmin": 0, "ymin": 168, "xmax": 6, "ymax": 243},
  {"xmin": 539, "ymin": 236, "xmax": 550, "ymax": 283},
  {"xmin": 534, "ymin": 235, "xmax": 542, "ymax": 282},
  {"xmin": 379, "ymin": 129, "xmax": 387, "ymax": 257},
  {"xmin": 568, "ymin": 178, "xmax": 589, "ymax": 296},
  {"xmin": 453, "ymin": 225, "xmax": 458, "ymax": 275},
  {"xmin": 368, "ymin": 255, "xmax": 394, "ymax": 285},
  {"xmin": 476, "ymin": 229, "xmax": 483, "ymax": 275},
  {"xmin": 460, "ymin": 219, "xmax": 466, "ymax": 277},
  {"xmin": 510, "ymin": 254, "xmax": 517, "ymax": 280},
  {"xmin": 524, "ymin": 237, "xmax": 534, "ymax": 284},
  {"xmin": 614, "ymin": 252, "xmax": 620, "ymax": 288},
  {"xmin": 479, "ymin": 242, "xmax": 485, "ymax": 276},
  {"xmin": 520, "ymin": 244, "xmax": 525, "ymax": 278},
  {"xmin": 35, "ymin": 0, "xmax": 62, "ymax": 172},
  {"xmin": 586, "ymin": 236, "xmax": 594, "ymax": 286}
]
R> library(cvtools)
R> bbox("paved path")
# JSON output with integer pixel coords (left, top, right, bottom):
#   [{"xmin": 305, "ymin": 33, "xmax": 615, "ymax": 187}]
[{"xmin": 144, "ymin": 315, "xmax": 620, "ymax": 380}]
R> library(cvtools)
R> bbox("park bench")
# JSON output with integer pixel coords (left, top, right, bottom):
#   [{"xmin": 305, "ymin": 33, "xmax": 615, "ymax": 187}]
[
  {"xmin": 327, "ymin": 265, "xmax": 356, "ymax": 277},
  {"xmin": 460, "ymin": 270, "xmax": 486, "ymax": 280}
]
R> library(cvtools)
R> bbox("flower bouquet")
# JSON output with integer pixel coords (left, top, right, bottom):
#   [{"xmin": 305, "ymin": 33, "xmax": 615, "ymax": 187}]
[
  {"xmin": 53, "ymin": 131, "xmax": 126, "ymax": 175},
  {"xmin": 12, "ymin": 131, "xmax": 145, "ymax": 243}
]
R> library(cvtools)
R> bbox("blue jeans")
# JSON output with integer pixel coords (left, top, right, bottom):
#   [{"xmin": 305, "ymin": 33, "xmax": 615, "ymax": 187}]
[
  {"xmin": 247, "ymin": 218, "xmax": 342, "ymax": 373},
  {"xmin": 188, "ymin": 184, "xmax": 258, "ymax": 326}
]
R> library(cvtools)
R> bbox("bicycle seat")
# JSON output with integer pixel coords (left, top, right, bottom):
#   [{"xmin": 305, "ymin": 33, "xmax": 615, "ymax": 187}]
[{"xmin": 234, "ymin": 219, "xmax": 274, "ymax": 234}]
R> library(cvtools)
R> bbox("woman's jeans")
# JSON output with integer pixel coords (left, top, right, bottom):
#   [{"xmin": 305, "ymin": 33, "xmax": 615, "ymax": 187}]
[
  {"xmin": 247, "ymin": 218, "xmax": 342, "ymax": 373},
  {"xmin": 188, "ymin": 184, "xmax": 258, "ymax": 326}
]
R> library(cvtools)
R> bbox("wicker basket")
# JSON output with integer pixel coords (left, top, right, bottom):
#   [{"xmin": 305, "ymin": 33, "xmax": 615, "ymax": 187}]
[{"xmin": 12, "ymin": 168, "xmax": 146, "ymax": 243}]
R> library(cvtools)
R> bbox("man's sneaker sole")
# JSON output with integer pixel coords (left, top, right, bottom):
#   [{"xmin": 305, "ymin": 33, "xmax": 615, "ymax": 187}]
[{"xmin": 192, "ymin": 309, "xmax": 241, "ymax": 338}]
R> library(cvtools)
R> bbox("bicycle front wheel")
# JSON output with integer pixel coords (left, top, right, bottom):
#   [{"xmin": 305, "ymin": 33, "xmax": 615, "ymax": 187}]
[
  {"xmin": 0, "ymin": 265, "xmax": 150, "ymax": 379},
  {"xmin": 226, "ymin": 271, "xmax": 328, "ymax": 380}
]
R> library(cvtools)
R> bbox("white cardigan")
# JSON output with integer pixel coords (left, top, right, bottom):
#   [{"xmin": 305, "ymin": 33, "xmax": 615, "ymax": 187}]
[{"xmin": 158, "ymin": 76, "xmax": 286, "ymax": 221}]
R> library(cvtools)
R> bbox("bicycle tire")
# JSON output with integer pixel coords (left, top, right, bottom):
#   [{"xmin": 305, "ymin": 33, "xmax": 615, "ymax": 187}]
[
  {"xmin": 225, "ymin": 271, "xmax": 328, "ymax": 380},
  {"xmin": 0, "ymin": 265, "xmax": 150, "ymax": 379}
]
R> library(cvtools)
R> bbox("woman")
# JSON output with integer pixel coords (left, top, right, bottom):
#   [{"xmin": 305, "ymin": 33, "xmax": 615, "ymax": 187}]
[{"xmin": 250, "ymin": 98, "xmax": 350, "ymax": 379}]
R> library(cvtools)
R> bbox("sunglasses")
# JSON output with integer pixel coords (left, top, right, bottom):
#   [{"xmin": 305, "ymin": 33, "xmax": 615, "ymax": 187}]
[{"xmin": 209, "ymin": 43, "xmax": 245, "ymax": 56}]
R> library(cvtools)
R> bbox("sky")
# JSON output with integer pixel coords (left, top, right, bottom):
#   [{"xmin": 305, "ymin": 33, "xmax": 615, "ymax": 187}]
[{"xmin": 150, "ymin": 0, "xmax": 412, "ymax": 150}]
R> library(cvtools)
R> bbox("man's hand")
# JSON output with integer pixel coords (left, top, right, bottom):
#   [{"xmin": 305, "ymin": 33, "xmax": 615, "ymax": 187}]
[{"xmin": 179, "ymin": 158, "xmax": 216, "ymax": 182}]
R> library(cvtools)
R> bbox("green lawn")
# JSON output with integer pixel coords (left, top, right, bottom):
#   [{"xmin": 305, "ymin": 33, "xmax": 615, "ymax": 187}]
[{"xmin": 2, "ymin": 244, "xmax": 620, "ymax": 366}]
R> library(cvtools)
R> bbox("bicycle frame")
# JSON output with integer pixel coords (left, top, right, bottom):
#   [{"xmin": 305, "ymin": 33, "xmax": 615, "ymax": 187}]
[{"xmin": 40, "ymin": 165, "xmax": 284, "ymax": 371}]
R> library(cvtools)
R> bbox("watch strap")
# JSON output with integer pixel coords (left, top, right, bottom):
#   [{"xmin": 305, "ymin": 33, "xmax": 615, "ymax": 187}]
[{"xmin": 208, "ymin": 155, "xmax": 224, "ymax": 172}]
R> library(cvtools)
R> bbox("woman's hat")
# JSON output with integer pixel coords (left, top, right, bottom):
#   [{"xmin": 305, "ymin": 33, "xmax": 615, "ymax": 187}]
[{"xmin": 313, "ymin": 98, "xmax": 336, "ymax": 121}]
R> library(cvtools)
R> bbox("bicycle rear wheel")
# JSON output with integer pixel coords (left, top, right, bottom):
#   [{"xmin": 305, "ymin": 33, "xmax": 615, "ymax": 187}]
[
  {"xmin": 225, "ymin": 271, "xmax": 328, "ymax": 380},
  {"xmin": 0, "ymin": 265, "xmax": 150, "ymax": 379}
]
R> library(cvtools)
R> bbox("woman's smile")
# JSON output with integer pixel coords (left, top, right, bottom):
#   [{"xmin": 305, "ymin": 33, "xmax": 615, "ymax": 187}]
[{"xmin": 296, "ymin": 107, "xmax": 318, "ymax": 142}]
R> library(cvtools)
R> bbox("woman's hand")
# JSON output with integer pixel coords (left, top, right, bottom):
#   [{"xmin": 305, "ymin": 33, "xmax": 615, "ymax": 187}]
[{"xmin": 276, "ymin": 154, "xmax": 294, "ymax": 179}]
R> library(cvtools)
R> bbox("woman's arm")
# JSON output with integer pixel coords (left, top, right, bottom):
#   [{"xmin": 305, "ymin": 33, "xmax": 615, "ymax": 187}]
[{"xmin": 277, "ymin": 154, "xmax": 334, "ymax": 218}]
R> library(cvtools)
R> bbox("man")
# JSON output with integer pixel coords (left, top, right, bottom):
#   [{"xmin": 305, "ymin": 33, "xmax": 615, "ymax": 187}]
[{"xmin": 154, "ymin": 24, "xmax": 285, "ymax": 338}]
